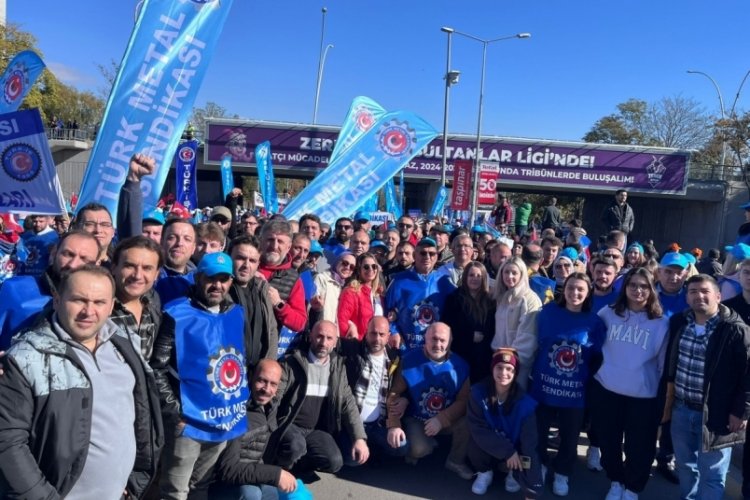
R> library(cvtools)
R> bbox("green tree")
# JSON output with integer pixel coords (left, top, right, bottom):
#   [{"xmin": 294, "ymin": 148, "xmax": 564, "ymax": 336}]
[{"xmin": 189, "ymin": 101, "xmax": 239, "ymax": 144}]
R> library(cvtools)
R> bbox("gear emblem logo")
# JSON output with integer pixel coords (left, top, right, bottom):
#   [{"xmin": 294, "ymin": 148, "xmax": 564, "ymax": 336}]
[
  {"xmin": 412, "ymin": 301, "xmax": 438, "ymax": 328},
  {"xmin": 353, "ymin": 105, "xmax": 375, "ymax": 132},
  {"xmin": 548, "ymin": 340, "xmax": 581, "ymax": 377},
  {"xmin": 419, "ymin": 386, "xmax": 448, "ymax": 416},
  {"xmin": 179, "ymin": 145, "xmax": 195, "ymax": 162},
  {"xmin": 3, "ymin": 65, "xmax": 28, "ymax": 106},
  {"xmin": 206, "ymin": 346, "xmax": 247, "ymax": 400},
  {"xmin": 377, "ymin": 119, "xmax": 417, "ymax": 158},
  {"xmin": 2, "ymin": 144, "xmax": 41, "ymax": 182}
]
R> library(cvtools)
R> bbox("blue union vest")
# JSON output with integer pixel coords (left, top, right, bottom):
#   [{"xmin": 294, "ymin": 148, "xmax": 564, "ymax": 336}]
[
  {"xmin": 401, "ymin": 348, "xmax": 469, "ymax": 421},
  {"xmin": 471, "ymin": 382, "xmax": 537, "ymax": 445},
  {"xmin": 169, "ymin": 298, "xmax": 249, "ymax": 442}
]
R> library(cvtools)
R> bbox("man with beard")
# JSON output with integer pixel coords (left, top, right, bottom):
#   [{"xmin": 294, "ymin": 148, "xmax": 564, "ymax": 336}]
[
  {"xmin": 258, "ymin": 221, "xmax": 308, "ymax": 333},
  {"xmin": 349, "ymin": 230, "xmax": 371, "ymax": 257},
  {"xmin": 110, "ymin": 236, "xmax": 163, "ymax": 361},
  {"xmin": 429, "ymin": 224, "xmax": 453, "ymax": 269},
  {"xmin": 0, "ymin": 230, "xmax": 101, "ymax": 350},
  {"xmin": 590, "ymin": 256, "xmax": 619, "ymax": 312},
  {"xmin": 323, "ymin": 217, "xmax": 353, "ymax": 263},
  {"xmin": 154, "ymin": 218, "xmax": 197, "ymax": 305},
  {"xmin": 386, "ymin": 322, "xmax": 472, "ymax": 478},
  {"xmin": 272, "ymin": 320, "xmax": 369, "ymax": 475},
  {"xmin": 212, "ymin": 360, "xmax": 298, "ymax": 498},
  {"xmin": 19, "ymin": 214, "xmax": 58, "ymax": 278},
  {"xmin": 300, "ymin": 214, "xmax": 329, "ymax": 272},
  {"xmin": 384, "ymin": 240, "xmax": 415, "ymax": 284},
  {"xmin": 434, "ymin": 234, "xmax": 474, "ymax": 288},
  {"xmin": 290, "ymin": 233, "xmax": 316, "ymax": 305},
  {"xmin": 397, "ymin": 216, "xmax": 418, "ymax": 245},
  {"xmin": 487, "ymin": 241, "xmax": 512, "ymax": 282},
  {"xmin": 151, "ymin": 252, "xmax": 248, "ymax": 500},
  {"xmin": 76, "ymin": 203, "xmax": 117, "ymax": 265}
]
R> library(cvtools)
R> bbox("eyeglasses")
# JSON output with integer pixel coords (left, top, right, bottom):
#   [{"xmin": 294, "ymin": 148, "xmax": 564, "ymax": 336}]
[
  {"xmin": 211, "ymin": 217, "xmax": 230, "ymax": 224},
  {"xmin": 361, "ymin": 264, "xmax": 378, "ymax": 271},
  {"xmin": 339, "ymin": 261, "xmax": 356, "ymax": 269},
  {"xmin": 627, "ymin": 283, "xmax": 650, "ymax": 292},
  {"xmin": 554, "ymin": 263, "xmax": 573, "ymax": 269},
  {"xmin": 336, "ymin": 224, "xmax": 352, "ymax": 231},
  {"xmin": 398, "ymin": 223, "xmax": 413, "ymax": 229},
  {"xmin": 419, "ymin": 251, "xmax": 438, "ymax": 257},
  {"xmin": 80, "ymin": 221, "xmax": 113, "ymax": 229}
]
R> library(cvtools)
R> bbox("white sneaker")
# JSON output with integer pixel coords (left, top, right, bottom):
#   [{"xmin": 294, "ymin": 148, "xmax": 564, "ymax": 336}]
[
  {"xmin": 586, "ymin": 446, "xmax": 603, "ymax": 471},
  {"xmin": 622, "ymin": 489, "xmax": 638, "ymax": 500},
  {"xmin": 605, "ymin": 481, "xmax": 624, "ymax": 500},
  {"xmin": 552, "ymin": 473, "xmax": 569, "ymax": 496},
  {"xmin": 505, "ymin": 473, "xmax": 521, "ymax": 493},
  {"xmin": 471, "ymin": 470, "xmax": 493, "ymax": 495}
]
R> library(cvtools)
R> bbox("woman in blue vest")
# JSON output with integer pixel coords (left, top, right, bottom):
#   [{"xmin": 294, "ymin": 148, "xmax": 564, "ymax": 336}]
[
  {"xmin": 590, "ymin": 267, "xmax": 669, "ymax": 500},
  {"xmin": 530, "ymin": 272, "xmax": 606, "ymax": 497},
  {"xmin": 467, "ymin": 348, "xmax": 543, "ymax": 499}
]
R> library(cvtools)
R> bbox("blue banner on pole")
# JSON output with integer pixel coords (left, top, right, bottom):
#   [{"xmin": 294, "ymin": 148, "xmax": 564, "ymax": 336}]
[
  {"xmin": 329, "ymin": 96, "xmax": 387, "ymax": 164},
  {"xmin": 220, "ymin": 154, "xmax": 234, "ymax": 201},
  {"xmin": 399, "ymin": 169, "xmax": 405, "ymax": 213},
  {"xmin": 384, "ymin": 177, "xmax": 402, "ymax": 220},
  {"xmin": 283, "ymin": 111, "xmax": 437, "ymax": 223},
  {"xmin": 363, "ymin": 193, "xmax": 378, "ymax": 214},
  {"xmin": 0, "ymin": 51, "xmax": 46, "ymax": 114},
  {"xmin": 175, "ymin": 139, "xmax": 198, "ymax": 210},
  {"xmin": 76, "ymin": 0, "xmax": 234, "ymax": 223},
  {"xmin": 255, "ymin": 141, "xmax": 278, "ymax": 214},
  {"xmin": 429, "ymin": 185, "xmax": 448, "ymax": 218}
]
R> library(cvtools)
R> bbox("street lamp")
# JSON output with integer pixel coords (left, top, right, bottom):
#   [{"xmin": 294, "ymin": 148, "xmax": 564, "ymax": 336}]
[
  {"xmin": 451, "ymin": 29, "xmax": 530, "ymax": 225},
  {"xmin": 687, "ymin": 70, "xmax": 726, "ymax": 177},
  {"xmin": 313, "ymin": 7, "xmax": 329, "ymax": 124},
  {"xmin": 439, "ymin": 27, "xmax": 459, "ymax": 187}
]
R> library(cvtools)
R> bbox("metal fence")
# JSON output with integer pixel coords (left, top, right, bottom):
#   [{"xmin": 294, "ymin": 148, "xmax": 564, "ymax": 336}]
[
  {"xmin": 44, "ymin": 127, "xmax": 91, "ymax": 142},
  {"xmin": 688, "ymin": 161, "xmax": 746, "ymax": 182}
]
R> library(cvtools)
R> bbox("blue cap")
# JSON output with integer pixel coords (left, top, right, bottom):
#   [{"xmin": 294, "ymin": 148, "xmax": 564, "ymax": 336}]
[
  {"xmin": 309, "ymin": 241, "xmax": 324, "ymax": 255},
  {"xmin": 143, "ymin": 208, "xmax": 165, "ymax": 225},
  {"xmin": 741, "ymin": 202, "xmax": 750, "ymax": 210},
  {"xmin": 471, "ymin": 225, "xmax": 487, "ymax": 234},
  {"xmin": 660, "ymin": 252, "xmax": 688, "ymax": 269},
  {"xmin": 197, "ymin": 252, "xmax": 234, "ymax": 277},
  {"xmin": 681, "ymin": 251, "xmax": 697, "ymax": 265},
  {"xmin": 559, "ymin": 247, "xmax": 579, "ymax": 262},
  {"xmin": 369, "ymin": 240, "xmax": 388, "ymax": 251},
  {"xmin": 725, "ymin": 243, "xmax": 750, "ymax": 261},
  {"xmin": 626, "ymin": 242, "xmax": 644, "ymax": 254},
  {"xmin": 416, "ymin": 237, "xmax": 437, "ymax": 247},
  {"xmin": 354, "ymin": 210, "xmax": 371, "ymax": 222}
]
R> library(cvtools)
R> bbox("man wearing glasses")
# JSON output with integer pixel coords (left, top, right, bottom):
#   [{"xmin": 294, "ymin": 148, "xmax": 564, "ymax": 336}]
[
  {"xmin": 396, "ymin": 216, "xmax": 418, "ymax": 245},
  {"xmin": 76, "ymin": 202, "xmax": 116, "ymax": 264},
  {"xmin": 324, "ymin": 217, "xmax": 354, "ymax": 263},
  {"xmin": 385, "ymin": 238, "xmax": 454, "ymax": 349}
]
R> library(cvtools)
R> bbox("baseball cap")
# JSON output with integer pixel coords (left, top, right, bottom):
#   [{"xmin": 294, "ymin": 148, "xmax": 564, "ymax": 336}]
[
  {"xmin": 725, "ymin": 243, "xmax": 750, "ymax": 261},
  {"xmin": 143, "ymin": 208, "xmax": 166, "ymax": 225},
  {"xmin": 211, "ymin": 206, "xmax": 232, "ymax": 221},
  {"xmin": 369, "ymin": 240, "xmax": 388, "ymax": 251},
  {"xmin": 740, "ymin": 202, "xmax": 750, "ymax": 210},
  {"xmin": 431, "ymin": 224, "xmax": 452, "ymax": 234},
  {"xmin": 416, "ymin": 237, "xmax": 437, "ymax": 248},
  {"xmin": 681, "ymin": 251, "xmax": 697, "ymax": 265},
  {"xmin": 354, "ymin": 210, "xmax": 371, "ymax": 222},
  {"xmin": 659, "ymin": 252, "xmax": 688, "ymax": 269},
  {"xmin": 197, "ymin": 252, "xmax": 234, "ymax": 277},
  {"xmin": 309, "ymin": 241, "xmax": 324, "ymax": 256},
  {"xmin": 471, "ymin": 225, "xmax": 487, "ymax": 234}
]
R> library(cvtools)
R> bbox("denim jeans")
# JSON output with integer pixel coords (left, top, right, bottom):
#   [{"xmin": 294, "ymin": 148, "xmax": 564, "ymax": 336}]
[
  {"xmin": 671, "ymin": 401, "xmax": 732, "ymax": 500},
  {"xmin": 210, "ymin": 482, "xmax": 279, "ymax": 500}
]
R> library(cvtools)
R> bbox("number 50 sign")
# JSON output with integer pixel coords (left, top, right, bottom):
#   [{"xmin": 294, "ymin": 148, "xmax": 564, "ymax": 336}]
[{"xmin": 478, "ymin": 162, "xmax": 500, "ymax": 206}]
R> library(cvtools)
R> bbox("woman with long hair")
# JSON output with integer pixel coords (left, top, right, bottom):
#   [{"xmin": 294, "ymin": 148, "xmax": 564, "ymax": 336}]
[
  {"xmin": 311, "ymin": 252, "xmax": 356, "ymax": 329},
  {"xmin": 530, "ymin": 273, "xmax": 606, "ymax": 497},
  {"xmin": 467, "ymin": 348, "xmax": 543, "ymax": 498},
  {"xmin": 590, "ymin": 268, "xmax": 670, "ymax": 500},
  {"xmin": 442, "ymin": 262, "xmax": 495, "ymax": 382},
  {"xmin": 491, "ymin": 257, "xmax": 543, "ymax": 389},
  {"xmin": 337, "ymin": 252, "xmax": 384, "ymax": 340},
  {"xmin": 624, "ymin": 242, "xmax": 647, "ymax": 270}
]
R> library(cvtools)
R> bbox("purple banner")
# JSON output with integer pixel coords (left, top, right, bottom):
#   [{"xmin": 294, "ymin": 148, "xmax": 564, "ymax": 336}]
[{"xmin": 206, "ymin": 120, "xmax": 690, "ymax": 195}]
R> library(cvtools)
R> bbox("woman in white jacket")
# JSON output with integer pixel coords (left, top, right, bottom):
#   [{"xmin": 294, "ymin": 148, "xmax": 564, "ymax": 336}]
[
  {"xmin": 491, "ymin": 256, "xmax": 542, "ymax": 389},
  {"xmin": 311, "ymin": 252, "xmax": 356, "ymax": 328}
]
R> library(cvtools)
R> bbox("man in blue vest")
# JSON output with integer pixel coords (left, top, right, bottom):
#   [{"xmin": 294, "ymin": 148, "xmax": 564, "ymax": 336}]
[
  {"xmin": 151, "ymin": 252, "xmax": 249, "ymax": 500},
  {"xmin": 386, "ymin": 322, "xmax": 472, "ymax": 479}
]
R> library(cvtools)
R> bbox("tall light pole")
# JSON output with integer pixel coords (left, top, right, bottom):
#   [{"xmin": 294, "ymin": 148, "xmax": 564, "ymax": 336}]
[
  {"xmin": 439, "ymin": 27, "xmax": 459, "ymax": 187},
  {"xmin": 452, "ymin": 30, "xmax": 530, "ymax": 225},
  {"xmin": 687, "ymin": 70, "xmax": 726, "ymax": 177},
  {"xmin": 313, "ymin": 7, "xmax": 328, "ymax": 124}
]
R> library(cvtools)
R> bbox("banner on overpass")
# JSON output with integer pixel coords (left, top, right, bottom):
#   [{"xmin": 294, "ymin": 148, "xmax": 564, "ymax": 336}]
[{"xmin": 206, "ymin": 120, "xmax": 690, "ymax": 195}]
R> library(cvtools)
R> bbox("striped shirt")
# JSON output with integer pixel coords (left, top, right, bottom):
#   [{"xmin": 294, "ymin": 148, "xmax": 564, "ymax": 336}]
[{"xmin": 674, "ymin": 311, "xmax": 720, "ymax": 406}]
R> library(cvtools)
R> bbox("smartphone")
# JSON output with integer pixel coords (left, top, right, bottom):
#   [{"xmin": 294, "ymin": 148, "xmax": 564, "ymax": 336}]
[{"xmin": 521, "ymin": 456, "xmax": 531, "ymax": 470}]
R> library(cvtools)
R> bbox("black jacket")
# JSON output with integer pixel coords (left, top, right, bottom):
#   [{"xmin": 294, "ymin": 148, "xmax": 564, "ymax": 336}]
[
  {"xmin": 601, "ymin": 201, "xmax": 634, "ymax": 234},
  {"xmin": 0, "ymin": 317, "xmax": 163, "ymax": 499},
  {"xmin": 666, "ymin": 305, "xmax": 750, "ymax": 450}
]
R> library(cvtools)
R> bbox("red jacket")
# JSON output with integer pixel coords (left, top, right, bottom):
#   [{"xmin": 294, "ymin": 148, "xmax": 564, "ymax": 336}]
[
  {"xmin": 258, "ymin": 256, "xmax": 307, "ymax": 332},
  {"xmin": 337, "ymin": 284, "xmax": 381, "ymax": 340}
]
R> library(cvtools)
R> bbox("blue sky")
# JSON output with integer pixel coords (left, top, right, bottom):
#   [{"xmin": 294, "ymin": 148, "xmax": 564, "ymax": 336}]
[{"xmin": 12, "ymin": 0, "xmax": 750, "ymax": 142}]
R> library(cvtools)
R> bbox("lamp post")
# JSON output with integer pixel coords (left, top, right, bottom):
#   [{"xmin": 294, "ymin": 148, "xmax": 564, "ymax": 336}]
[
  {"xmin": 687, "ymin": 70, "xmax": 726, "ymax": 177},
  {"xmin": 451, "ymin": 30, "xmax": 530, "ymax": 225},
  {"xmin": 439, "ymin": 27, "xmax": 459, "ymax": 187},
  {"xmin": 313, "ymin": 7, "xmax": 329, "ymax": 124}
]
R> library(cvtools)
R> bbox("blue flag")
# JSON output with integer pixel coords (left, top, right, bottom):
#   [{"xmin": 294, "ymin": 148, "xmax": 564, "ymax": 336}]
[
  {"xmin": 429, "ymin": 185, "xmax": 448, "ymax": 217},
  {"xmin": 363, "ymin": 193, "xmax": 378, "ymax": 214},
  {"xmin": 399, "ymin": 169, "xmax": 405, "ymax": 213},
  {"xmin": 76, "ymin": 0, "xmax": 234, "ymax": 223},
  {"xmin": 220, "ymin": 154, "xmax": 234, "ymax": 201},
  {"xmin": 283, "ymin": 111, "xmax": 438, "ymax": 223},
  {"xmin": 384, "ymin": 177, "xmax": 402, "ymax": 219},
  {"xmin": 255, "ymin": 141, "xmax": 278, "ymax": 214},
  {"xmin": 0, "ymin": 51, "xmax": 46, "ymax": 114},
  {"xmin": 329, "ymin": 96, "xmax": 387, "ymax": 164},
  {"xmin": 175, "ymin": 139, "xmax": 198, "ymax": 210}
]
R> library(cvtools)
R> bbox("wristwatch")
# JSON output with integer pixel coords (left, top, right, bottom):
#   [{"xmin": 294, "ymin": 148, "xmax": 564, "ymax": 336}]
[{"xmin": 275, "ymin": 301, "xmax": 285, "ymax": 310}]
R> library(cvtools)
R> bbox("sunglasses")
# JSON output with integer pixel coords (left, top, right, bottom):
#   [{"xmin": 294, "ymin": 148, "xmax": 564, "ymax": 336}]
[
  {"xmin": 339, "ymin": 261, "xmax": 356, "ymax": 269},
  {"xmin": 419, "ymin": 251, "xmax": 438, "ymax": 257},
  {"xmin": 336, "ymin": 224, "xmax": 353, "ymax": 230},
  {"xmin": 211, "ymin": 217, "xmax": 230, "ymax": 224},
  {"xmin": 398, "ymin": 223, "xmax": 413, "ymax": 229},
  {"xmin": 361, "ymin": 264, "xmax": 378, "ymax": 271}
]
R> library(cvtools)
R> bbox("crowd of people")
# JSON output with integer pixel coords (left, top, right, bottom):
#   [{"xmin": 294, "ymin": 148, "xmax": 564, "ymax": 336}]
[{"xmin": 0, "ymin": 153, "xmax": 749, "ymax": 500}]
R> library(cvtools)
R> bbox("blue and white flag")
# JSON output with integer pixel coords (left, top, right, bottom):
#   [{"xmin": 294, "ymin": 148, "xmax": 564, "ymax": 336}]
[
  {"xmin": 255, "ymin": 141, "xmax": 278, "ymax": 214},
  {"xmin": 76, "ymin": 0, "xmax": 234, "ymax": 223},
  {"xmin": 0, "ymin": 109, "xmax": 66, "ymax": 214},
  {"xmin": 429, "ymin": 185, "xmax": 448, "ymax": 217},
  {"xmin": 363, "ymin": 192, "xmax": 378, "ymax": 214},
  {"xmin": 384, "ymin": 177, "xmax": 402, "ymax": 219},
  {"xmin": 399, "ymin": 170, "xmax": 405, "ymax": 212},
  {"xmin": 220, "ymin": 154, "xmax": 234, "ymax": 201},
  {"xmin": 0, "ymin": 51, "xmax": 46, "ymax": 114},
  {"xmin": 329, "ymin": 96, "xmax": 387, "ymax": 164},
  {"xmin": 175, "ymin": 139, "xmax": 198, "ymax": 210},
  {"xmin": 283, "ymin": 111, "xmax": 437, "ymax": 223}
]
